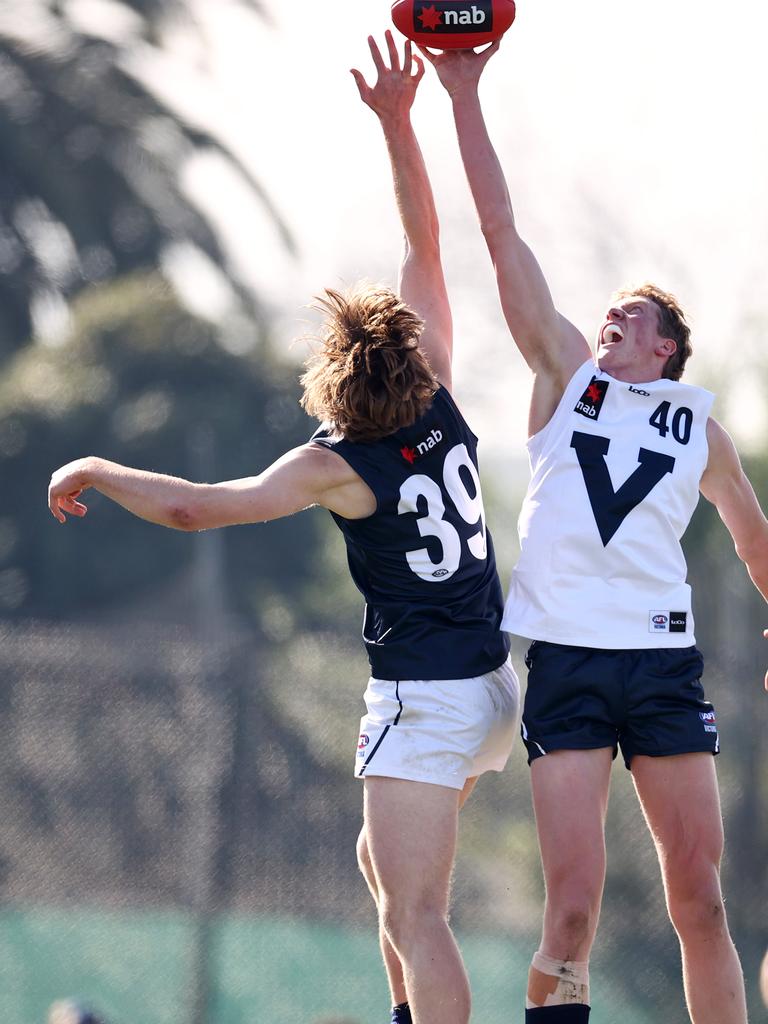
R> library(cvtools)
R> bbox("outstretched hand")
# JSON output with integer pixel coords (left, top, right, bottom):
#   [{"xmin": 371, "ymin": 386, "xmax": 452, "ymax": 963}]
[
  {"xmin": 351, "ymin": 31, "xmax": 424, "ymax": 120},
  {"xmin": 48, "ymin": 461, "xmax": 89, "ymax": 523},
  {"xmin": 417, "ymin": 39, "xmax": 500, "ymax": 97}
]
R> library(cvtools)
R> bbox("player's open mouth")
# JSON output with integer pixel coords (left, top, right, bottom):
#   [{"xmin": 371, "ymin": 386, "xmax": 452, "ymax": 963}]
[{"xmin": 601, "ymin": 324, "xmax": 624, "ymax": 345}]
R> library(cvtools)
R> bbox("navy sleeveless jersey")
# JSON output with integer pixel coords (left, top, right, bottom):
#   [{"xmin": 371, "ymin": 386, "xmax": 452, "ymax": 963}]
[{"xmin": 311, "ymin": 386, "xmax": 510, "ymax": 680}]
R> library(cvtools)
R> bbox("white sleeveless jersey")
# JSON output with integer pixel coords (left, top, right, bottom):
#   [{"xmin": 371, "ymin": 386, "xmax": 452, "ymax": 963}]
[{"xmin": 503, "ymin": 360, "xmax": 714, "ymax": 648}]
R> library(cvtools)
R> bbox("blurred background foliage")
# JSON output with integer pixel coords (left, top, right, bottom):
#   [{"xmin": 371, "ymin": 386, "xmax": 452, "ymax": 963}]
[{"xmin": 0, "ymin": 3, "xmax": 766, "ymax": 1024}]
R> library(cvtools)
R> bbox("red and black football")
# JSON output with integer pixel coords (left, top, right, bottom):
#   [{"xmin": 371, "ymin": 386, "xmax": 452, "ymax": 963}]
[{"xmin": 392, "ymin": 0, "xmax": 516, "ymax": 50}]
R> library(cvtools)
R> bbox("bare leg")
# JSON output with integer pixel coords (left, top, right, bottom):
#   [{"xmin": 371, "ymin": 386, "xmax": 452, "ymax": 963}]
[
  {"xmin": 357, "ymin": 824, "xmax": 408, "ymax": 1007},
  {"xmin": 357, "ymin": 777, "xmax": 478, "ymax": 1012},
  {"xmin": 528, "ymin": 749, "xmax": 613, "ymax": 1005},
  {"xmin": 631, "ymin": 753, "xmax": 747, "ymax": 1024},
  {"xmin": 363, "ymin": 776, "xmax": 471, "ymax": 1024}
]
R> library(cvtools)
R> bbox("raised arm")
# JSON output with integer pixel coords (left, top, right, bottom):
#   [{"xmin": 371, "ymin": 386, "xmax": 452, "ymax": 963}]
[
  {"xmin": 352, "ymin": 32, "xmax": 453, "ymax": 389},
  {"xmin": 420, "ymin": 43, "xmax": 591, "ymax": 430},
  {"xmin": 700, "ymin": 418, "xmax": 768, "ymax": 689},
  {"xmin": 48, "ymin": 445, "xmax": 375, "ymax": 530}
]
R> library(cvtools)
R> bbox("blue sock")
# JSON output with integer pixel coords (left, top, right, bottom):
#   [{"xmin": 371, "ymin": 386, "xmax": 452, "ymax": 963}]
[
  {"xmin": 525, "ymin": 1006, "xmax": 591, "ymax": 1022},
  {"xmin": 391, "ymin": 1002, "xmax": 412, "ymax": 1024}
]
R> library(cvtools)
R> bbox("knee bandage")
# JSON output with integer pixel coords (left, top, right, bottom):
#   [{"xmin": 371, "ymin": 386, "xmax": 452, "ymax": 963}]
[{"xmin": 526, "ymin": 951, "xmax": 590, "ymax": 1009}]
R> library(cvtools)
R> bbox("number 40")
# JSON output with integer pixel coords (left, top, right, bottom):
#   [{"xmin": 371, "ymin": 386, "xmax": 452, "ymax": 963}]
[{"xmin": 649, "ymin": 401, "xmax": 692, "ymax": 445}]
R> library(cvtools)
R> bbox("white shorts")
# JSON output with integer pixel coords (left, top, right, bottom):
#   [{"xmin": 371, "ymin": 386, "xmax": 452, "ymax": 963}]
[{"xmin": 353, "ymin": 656, "xmax": 521, "ymax": 790}]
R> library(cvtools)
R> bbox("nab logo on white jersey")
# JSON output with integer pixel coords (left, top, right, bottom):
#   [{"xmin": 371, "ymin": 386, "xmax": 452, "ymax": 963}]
[{"xmin": 574, "ymin": 378, "xmax": 609, "ymax": 421}]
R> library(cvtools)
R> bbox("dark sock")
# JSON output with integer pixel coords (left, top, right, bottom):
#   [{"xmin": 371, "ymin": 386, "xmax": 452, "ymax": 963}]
[
  {"xmin": 391, "ymin": 1002, "xmax": 412, "ymax": 1024},
  {"xmin": 525, "ymin": 1006, "xmax": 591, "ymax": 1023}
]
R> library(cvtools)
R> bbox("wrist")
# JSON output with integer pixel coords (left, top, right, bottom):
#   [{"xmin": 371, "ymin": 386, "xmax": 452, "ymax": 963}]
[
  {"xmin": 378, "ymin": 108, "xmax": 413, "ymax": 132},
  {"xmin": 77, "ymin": 455, "xmax": 103, "ymax": 487},
  {"xmin": 450, "ymin": 83, "xmax": 480, "ymax": 104}
]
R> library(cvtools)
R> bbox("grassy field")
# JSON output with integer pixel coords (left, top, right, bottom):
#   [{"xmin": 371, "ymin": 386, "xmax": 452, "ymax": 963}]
[{"xmin": 0, "ymin": 906, "xmax": 655, "ymax": 1024}]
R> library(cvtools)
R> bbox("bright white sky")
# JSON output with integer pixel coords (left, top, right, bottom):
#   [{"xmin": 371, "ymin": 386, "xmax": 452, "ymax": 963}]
[{"xmin": 126, "ymin": 0, "xmax": 768, "ymax": 461}]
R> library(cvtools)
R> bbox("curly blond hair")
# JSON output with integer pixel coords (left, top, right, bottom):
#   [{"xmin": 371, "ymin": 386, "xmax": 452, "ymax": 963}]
[{"xmin": 300, "ymin": 284, "xmax": 437, "ymax": 442}]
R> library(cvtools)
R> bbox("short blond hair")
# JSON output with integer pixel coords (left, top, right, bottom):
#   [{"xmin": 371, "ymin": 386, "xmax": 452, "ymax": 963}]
[
  {"xmin": 613, "ymin": 283, "xmax": 692, "ymax": 380},
  {"xmin": 300, "ymin": 284, "xmax": 437, "ymax": 442}
]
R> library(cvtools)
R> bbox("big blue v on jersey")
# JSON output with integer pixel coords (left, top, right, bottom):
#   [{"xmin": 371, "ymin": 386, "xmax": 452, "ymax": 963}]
[
  {"xmin": 504, "ymin": 360, "xmax": 714, "ymax": 649},
  {"xmin": 312, "ymin": 386, "xmax": 509, "ymax": 680}
]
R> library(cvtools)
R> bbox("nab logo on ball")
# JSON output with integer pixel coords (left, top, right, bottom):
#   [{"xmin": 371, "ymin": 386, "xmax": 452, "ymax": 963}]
[{"xmin": 392, "ymin": 0, "xmax": 515, "ymax": 49}]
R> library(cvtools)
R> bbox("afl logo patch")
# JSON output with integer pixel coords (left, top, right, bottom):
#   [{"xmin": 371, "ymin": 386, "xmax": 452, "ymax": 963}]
[
  {"xmin": 649, "ymin": 610, "xmax": 670, "ymax": 632},
  {"xmin": 357, "ymin": 733, "xmax": 370, "ymax": 750},
  {"xmin": 574, "ymin": 377, "xmax": 609, "ymax": 421}
]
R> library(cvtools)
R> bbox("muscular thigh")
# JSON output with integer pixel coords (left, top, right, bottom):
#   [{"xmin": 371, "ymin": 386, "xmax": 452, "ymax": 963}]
[
  {"xmin": 531, "ymin": 748, "xmax": 613, "ymax": 891},
  {"xmin": 364, "ymin": 776, "xmax": 461, "ymax": 906},
  {"xmin": 632, "ymin": 752, "xmax": 724, "ymax": 872}
]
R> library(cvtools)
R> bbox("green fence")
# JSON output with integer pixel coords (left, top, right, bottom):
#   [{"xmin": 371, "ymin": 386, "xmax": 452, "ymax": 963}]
[{"xmin": 1, "ymin": 906, "xmax": 657, "ymax": 1024}]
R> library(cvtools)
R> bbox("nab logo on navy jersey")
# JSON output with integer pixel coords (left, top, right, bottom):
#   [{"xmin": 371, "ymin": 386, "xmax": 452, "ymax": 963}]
[
  {"xmin": 575, "ymin": 378, "xmax": 609, "ymax": 421},
  {"xmin": 401, "ymin": 427, "xmax": 444, "ymax": 465}
]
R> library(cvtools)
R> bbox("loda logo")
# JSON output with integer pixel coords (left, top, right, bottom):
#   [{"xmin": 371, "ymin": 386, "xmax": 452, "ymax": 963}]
[
  {"xmin": 444, "ymin": 5, "xmax": 487, "ymax": 25},
  {"xmin": 628, "ymin": 385, "xmax": 651, "ymax": 397}
]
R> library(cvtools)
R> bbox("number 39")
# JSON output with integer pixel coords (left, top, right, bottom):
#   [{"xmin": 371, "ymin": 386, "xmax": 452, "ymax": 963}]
[{"xmin": 397, "ymin": 443, "xmax": 487, "ymax": 582}]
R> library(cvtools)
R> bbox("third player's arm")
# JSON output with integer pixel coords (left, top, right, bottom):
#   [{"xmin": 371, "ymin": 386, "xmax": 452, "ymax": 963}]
[
  {"xmin": 700, "ymin": 419, "xmax": 768, "ymax": 599},
  {"xmin": 700, "ymin": 418, "xmax": 768, "ymax": 687}
]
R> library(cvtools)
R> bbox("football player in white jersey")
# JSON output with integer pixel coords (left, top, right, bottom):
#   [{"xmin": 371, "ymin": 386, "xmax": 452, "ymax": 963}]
[{"xmin": 419, "ymin": 42, "xmax": 768, "ymax": 1024}]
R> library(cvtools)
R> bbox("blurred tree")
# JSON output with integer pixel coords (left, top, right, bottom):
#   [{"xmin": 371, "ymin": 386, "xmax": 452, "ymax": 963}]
[
  {"xmin": 0, "ymin": 271, "xmax": 324, "ymax": 623},
  {"xmin": 0, "ymin": 0, "xmax": 293, "ymax": 358}
]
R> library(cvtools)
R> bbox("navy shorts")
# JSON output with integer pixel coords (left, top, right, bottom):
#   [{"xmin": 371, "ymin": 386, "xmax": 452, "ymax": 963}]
[{"xmin": 521, "ymin": 641, "xmax": 718, "ymax": 769}]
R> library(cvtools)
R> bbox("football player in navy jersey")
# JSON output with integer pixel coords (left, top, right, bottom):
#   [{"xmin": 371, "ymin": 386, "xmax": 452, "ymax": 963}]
[
  {"xmin": 420, "ymin": 41, "xmax": 768, "ymax": 1024},
  {"xmin": 48, "ymin": 33, "xmax": 520, "ymax": 1024}
]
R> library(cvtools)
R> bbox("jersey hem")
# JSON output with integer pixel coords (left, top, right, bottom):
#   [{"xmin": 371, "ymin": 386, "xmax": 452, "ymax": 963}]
[{"xmin": 502, "ymin": 628, "xmax": 697, "ymax": 650}]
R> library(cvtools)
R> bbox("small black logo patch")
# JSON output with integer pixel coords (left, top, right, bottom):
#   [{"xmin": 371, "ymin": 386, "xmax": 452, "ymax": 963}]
[
  {"xmin": 574, "ymin": 377, "xmax": 609, "ymax": 421},
  {"xmin": 669, "ymin": 611, "xmax": 688, "ymax": 633},
  {"xmin": 414, "ymin": 0, "xmax": 494, "ymax": 34}
]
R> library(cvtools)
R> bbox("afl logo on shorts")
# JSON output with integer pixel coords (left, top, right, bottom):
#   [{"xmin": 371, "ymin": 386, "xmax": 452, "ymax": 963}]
[
  {"xmin": 699, "ymin": 710, "xmax": 717, "ymax": 733},
  {"xmin": 357, "ymin": 733, "xmax": 370, "ymax": 751}
]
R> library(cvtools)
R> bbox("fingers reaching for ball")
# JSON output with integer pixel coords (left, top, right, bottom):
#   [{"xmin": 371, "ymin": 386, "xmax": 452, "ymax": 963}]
[{"xmin": 351, "ymin": 31, "xmax": 425, "ymax": 117}]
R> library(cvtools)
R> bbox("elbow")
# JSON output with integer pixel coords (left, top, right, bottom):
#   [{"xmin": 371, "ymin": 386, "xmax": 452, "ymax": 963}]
[
  {"xmin": 168, "ymin": 503, "xmax": 204, "ymax": 532},
  {"xmin": 404, "ymin": 223, "xmax": 441, "ymax": 258},
  {"xmin": 480, "ymin": 217, "xmax": 518, "ymax": 254},
  {"xmin": 736, "ymin": 541, "xmax": 768, "ymax": 589}
]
